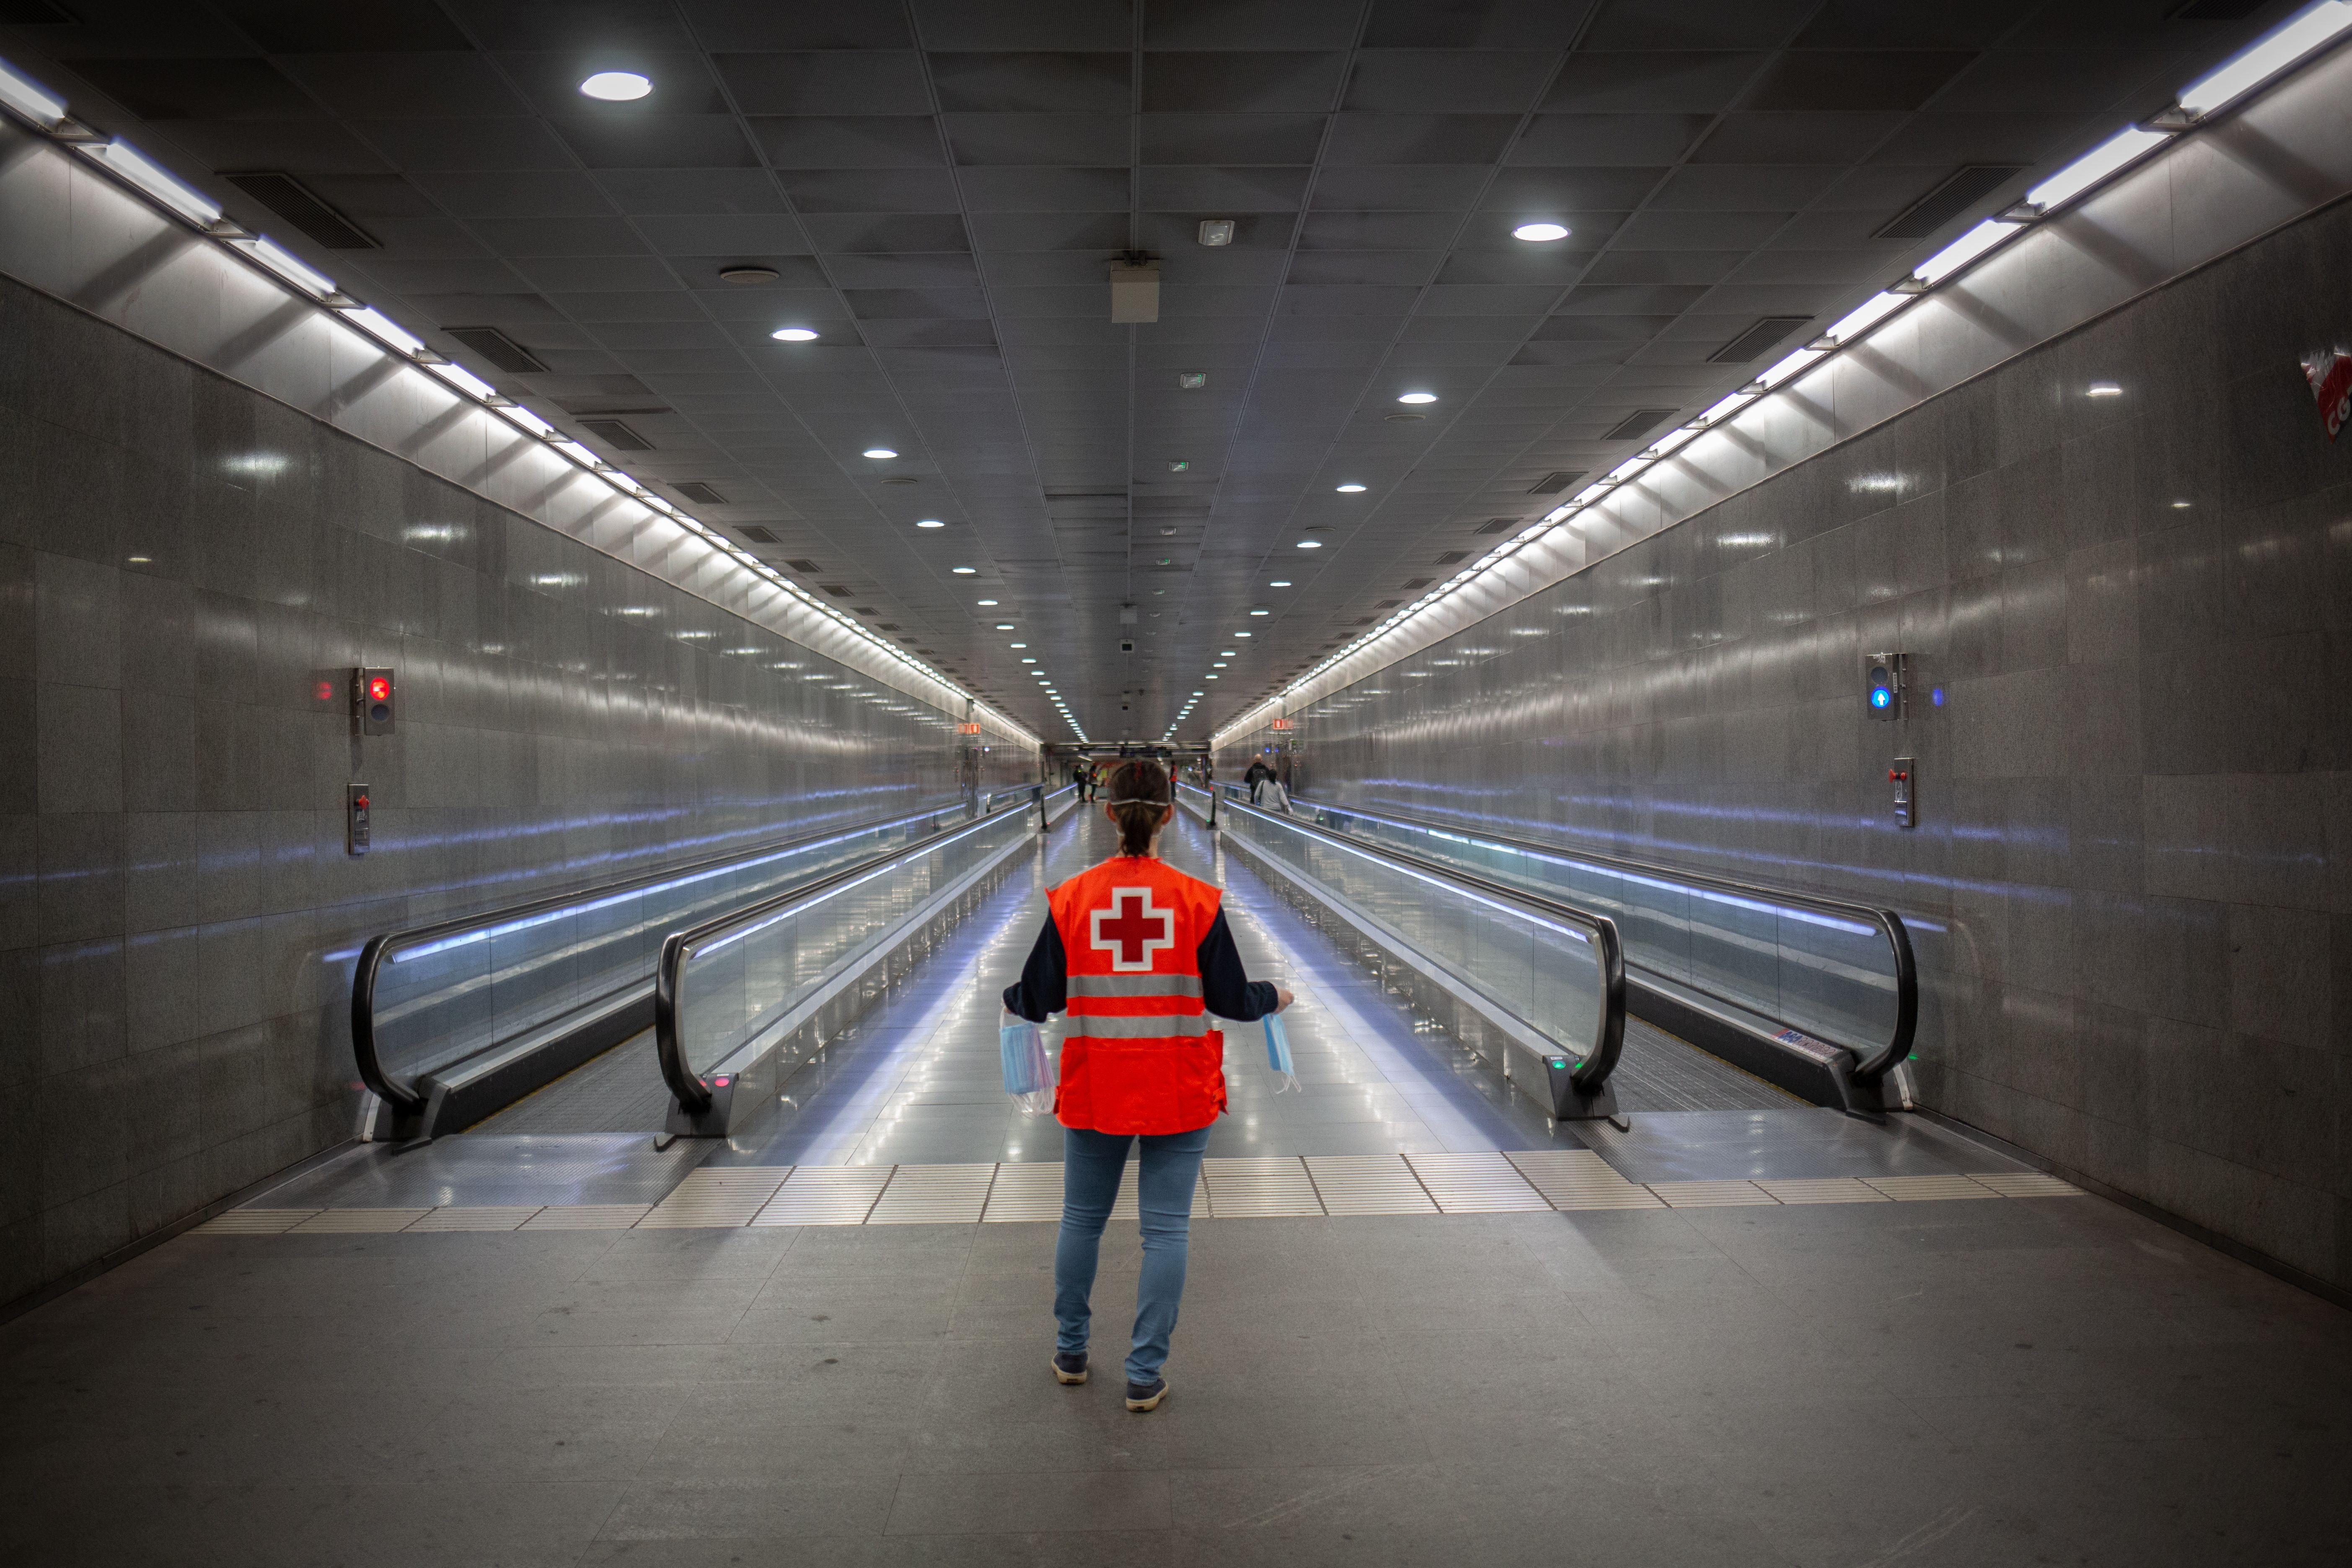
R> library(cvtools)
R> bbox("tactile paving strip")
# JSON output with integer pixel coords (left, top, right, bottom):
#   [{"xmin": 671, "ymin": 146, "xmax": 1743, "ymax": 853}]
[
  {"xmin": 520, "ymin": 1205, "xmax": 652, "ymax": 1229},
  {"xmin": 1407, "ymin": 1151, "xmax": 1553, "ymax": 1213},
  {"xmin": 867, "ymin": 1164, "xmax": 995, "ymax": 1225},
  {"xmin": 1649, "ymin": 1181, "xmax": 1780, "ymax": 1208},
  {"xmin": 202, "ymin": 1157, "xmax": 2081, "ymax": 1235},
  {"xmin": 194, "ymin": 1208, "xmax": 320, "ymax": 1234},
  {"xmin": 639, "ymin": 1168, "xmax": 790, "ymax": 1227},
  {"xmin": 1755, "ymin": 1178, "xmax": 1888, "ymax": 1204},
  {"xmin": 752, "ymin": 1165, "xmax": 892, "ymax": 1226},
  {"xmin": 288, "ymin": 1208, "xmax": 431, "ymax": 1233},
  {"xmin": 1201, "ymin": 1157, "xmax": 1325, "ymax": 1217},
  {"xmin": 981, "ymin": 1162, "xmax": 1064, "ymax": 1222},
  {"xmin": 1968, "ymin": 1171, "xmax": 2085, "ymax": 1198},
  {"xmin": 1866, "ymin": 1175, "xmax": 1994, "ymax": 1201},
  {"xmin": 1305, "ymin": 1155, "xmax": 1441, "ymax": 1216},
  {"xmin": 1502, "ymin": 1149, "xmax": 1663, "ymax": 1209},
  {"xmin": 406, "ymin": 1206, "xmax": 543, "ymax": 1232}
]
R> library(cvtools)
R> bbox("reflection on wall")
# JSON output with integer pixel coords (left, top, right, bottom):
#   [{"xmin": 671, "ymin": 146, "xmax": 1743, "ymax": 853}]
[
  {"xmin": 0, "ymin": 272, "xmax": 1026, "ymax": 1302},
  {"xmin": 1223, "ymin": 196, "xmax": 2351, "ymax": 1292}
]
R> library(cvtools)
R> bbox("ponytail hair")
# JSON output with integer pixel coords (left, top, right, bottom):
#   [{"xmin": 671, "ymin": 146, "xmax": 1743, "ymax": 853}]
[{"xmin": 1105, "ymin": 759, "xmax": 1172, "ymax": 856}]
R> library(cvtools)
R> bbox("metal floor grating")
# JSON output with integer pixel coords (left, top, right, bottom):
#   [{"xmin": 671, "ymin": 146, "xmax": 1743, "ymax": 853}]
[
  {"xmin": 1609, "ymin": 1017, "xmax": 1806, "ymax": 1113},
  {"xmin": 196, "ymin": 1158, "xmax": 2082, "ymax": 1234}
]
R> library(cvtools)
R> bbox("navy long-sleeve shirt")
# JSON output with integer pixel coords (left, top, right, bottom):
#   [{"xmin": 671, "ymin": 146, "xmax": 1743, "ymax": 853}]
[{"xmin": 1001, "ymin": 908, "xmax": 1279, "ymax": 1024}]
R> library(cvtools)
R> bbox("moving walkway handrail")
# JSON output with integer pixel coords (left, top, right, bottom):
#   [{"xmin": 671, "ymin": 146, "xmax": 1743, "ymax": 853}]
[
  {"xmin": 654, "ymin": 788, "xmax": 1042, "ymax": 1114},
  {"xmin": 1198, "ymin": 785, "xmax": 1626, "ymax": 1096},
  {"xmin": 351, "ymin": 798, "xmax": 1000, "ymax": 1112},
  {"xmin": 1242, "ymin": 789, "xmax": 1916, "ymax": 1081}
]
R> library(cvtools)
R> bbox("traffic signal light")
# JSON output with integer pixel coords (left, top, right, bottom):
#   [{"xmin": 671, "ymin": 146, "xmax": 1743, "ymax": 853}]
[
  {"xmin": 1865, "ymin": 652, "xmax": 1905, "ymax": 721},
  {"xmin": 355, "ymin": 667, "xmax": 395, "ymax": 735}
]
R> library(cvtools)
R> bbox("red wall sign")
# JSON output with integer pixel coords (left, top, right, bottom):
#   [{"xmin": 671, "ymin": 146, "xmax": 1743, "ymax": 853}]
[{"xmin": 2307, "ymin": 350, "xmax": 2352, "ymax": 441}]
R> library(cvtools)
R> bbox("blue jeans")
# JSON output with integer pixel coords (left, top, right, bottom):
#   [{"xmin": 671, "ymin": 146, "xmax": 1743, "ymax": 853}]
[{"xmin": 1054, "ymin": 1123, "xmax": 1212, "ymax": 1385}]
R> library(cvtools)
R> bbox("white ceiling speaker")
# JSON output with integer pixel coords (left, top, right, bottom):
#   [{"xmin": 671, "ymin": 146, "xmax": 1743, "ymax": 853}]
[{"xmin": 1197, "ymin": 219, "xmax": 1236, "ymax": 246}]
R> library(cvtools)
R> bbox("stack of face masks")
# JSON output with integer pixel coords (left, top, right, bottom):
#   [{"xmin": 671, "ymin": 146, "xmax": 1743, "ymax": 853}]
[
  {"xmin": 1264, "ymin": 1012, "xmax": 1299, "ymax": 1094},
  {"xmin": 999, "ymin": 1013, "xmax": 1054, "ymax": 1114}
]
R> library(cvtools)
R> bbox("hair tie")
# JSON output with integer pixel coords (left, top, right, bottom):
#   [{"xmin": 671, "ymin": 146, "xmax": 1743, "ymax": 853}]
[{"xmin": 1104, "ymin": 797, "xmax": 1167, "ymax": 807}]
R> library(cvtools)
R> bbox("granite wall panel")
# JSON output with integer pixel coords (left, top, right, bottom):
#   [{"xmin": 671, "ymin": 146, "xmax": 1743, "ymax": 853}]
[
  {"xmin": 1227, "ymin": 193, "xmax": 2352, "ymax": 1292},
  {"xmin": 0, "ymin": 271, "xmax": 1024, "ymax": 1305}
]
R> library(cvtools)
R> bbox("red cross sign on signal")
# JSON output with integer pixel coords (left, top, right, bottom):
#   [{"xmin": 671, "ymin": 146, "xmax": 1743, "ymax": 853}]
[{"xmin": 1090, "ymin": 887, "xmax": 1174, "ymax": 971}]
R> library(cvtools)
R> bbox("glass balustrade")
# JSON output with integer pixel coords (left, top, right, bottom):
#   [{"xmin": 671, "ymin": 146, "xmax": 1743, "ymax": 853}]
[
  {"xmin": 1204, "ymin": 789, "xmax": 1617, "ymax": 1074},
  {"xmin": 665, "ymin": 802, "xmax": 1038, "ymax": 1094},
  {"xmin": 1262, "ymin": 792, "xmax": 1908, "ymax": 1071},
  {"xmin": 359, "ymin": 795, "xmax": 1035, "ymax": 1106}
]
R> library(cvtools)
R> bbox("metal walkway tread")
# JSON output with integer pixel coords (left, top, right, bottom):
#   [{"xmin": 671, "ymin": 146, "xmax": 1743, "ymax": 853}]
[{"xmin": 199, "ymin": 1156, "xmax": 2080, "ymax": 1233}]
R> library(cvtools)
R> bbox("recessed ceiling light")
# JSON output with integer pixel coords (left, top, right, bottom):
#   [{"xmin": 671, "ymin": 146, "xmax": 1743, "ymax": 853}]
[
  {"xmin": 994, "ymin": 622, "xmax": 1016, "ymax": 629},
  {"xmin": 1397, "ymin": 391, "xmax": 1438, "ymax": 405},
  {"xmin": 1234, "ymin": 631, "xmax": 1251, "ymax": 637},
  {"xmin": 915, "ymin": 518, "xmax": 944, "ymax": 528},
  {"xmin": 952, "ymin": 566, "xmax": 977, "ymax": 574},
  {"xmin": 770, "ymin": 325, "xmax": 818, "ymax": 340},
  {"xmin": 1248, "ymin": 608, "xmax": 1269, "ymax": 616},
  {"xmin": 1512, "ymin": 222, "xmax": 1570, "ymax": 242},
  {"xmin": 977, "ymin": 598, "xmax": 998, "ymax": 605},
  {"xmin": 1335, "ymin": 482, "xmax": 1367, "ymax": 493},
  {"xmin": 579, "ymin": 71, "xmax": 652, "ymax": 101},
  {"xmin": 2086, "ymin": 382, "xmax": 2122, "ymax": 397},
  {"xmin": 1021, "ymin": 657, "xmax": 1036, "ymax": 664},
  {"xmin": 1295, "ymin": 541, "xmax": 1321, "ymax": 550},
  {"xmin": 1009, "ymin": 643, "xmax": 1026, "ymax": 648},
  {"xmin": 722, "ymin": 267, "xmax": 780, "ymax": 285},
  {"xmin": 1269, "ymin": 580, "xmax": 1290, "ymax": 588},
  {"xmin": 863, "ymin": 447, "xmax": 897, "ymax": 459}
]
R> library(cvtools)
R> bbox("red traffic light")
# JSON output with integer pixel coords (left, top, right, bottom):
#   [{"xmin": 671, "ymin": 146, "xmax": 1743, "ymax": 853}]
[{"xmin": 367, "ymin": 677, "xmax": 391, "ymax": 702}]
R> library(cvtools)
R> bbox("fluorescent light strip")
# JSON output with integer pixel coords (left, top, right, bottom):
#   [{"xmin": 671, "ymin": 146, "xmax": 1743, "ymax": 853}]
[
  {"xmin": 2021, "ymin": 130, "xmax": 2169, "ymax": 214},
  {"xmin": 2177, "ymin": 0, "xmax": 2352, "ymax": 117},
  {"xmin": 0, "ymin": 57, "xmax": 1032, "ymax": 749}
]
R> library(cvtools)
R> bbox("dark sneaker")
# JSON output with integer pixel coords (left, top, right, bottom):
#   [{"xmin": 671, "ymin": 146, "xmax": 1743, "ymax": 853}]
[
  {"xmin": 1051, "ymin": 1351, "xmax": 1088, "ymax": 1385},
  {"xmin": 1124, "ymin": 1376, "xmax": 1169, "ymax": 1412}
]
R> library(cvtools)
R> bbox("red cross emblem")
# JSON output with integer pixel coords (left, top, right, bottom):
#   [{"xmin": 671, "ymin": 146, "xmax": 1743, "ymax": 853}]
[{"xmin": 1090, "ymin": 887, "xmax": 1174, "ymax": 972}]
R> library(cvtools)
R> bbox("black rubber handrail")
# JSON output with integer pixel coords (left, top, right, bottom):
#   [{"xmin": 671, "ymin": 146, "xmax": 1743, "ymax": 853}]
[
  {"xmin": 655, "ymin": 789, "xmax": 1043, "ymax": 1114},
  {"xmin": 1198, "ymin": 785, "xmax": 1626, "ymax": 1097},
  {"xmin": 351, "ymin": 799, "xmax": 990, "ymax": 1112},
  {"xmin": 1250, "ymin": 790, "xmax": 1916, "ymax": 1081}
]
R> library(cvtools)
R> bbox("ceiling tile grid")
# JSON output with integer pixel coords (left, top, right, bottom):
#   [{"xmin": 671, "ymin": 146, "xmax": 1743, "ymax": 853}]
[{"xmin": 0, "ymin": 0, "xmax": 2294, "ymax": 738}]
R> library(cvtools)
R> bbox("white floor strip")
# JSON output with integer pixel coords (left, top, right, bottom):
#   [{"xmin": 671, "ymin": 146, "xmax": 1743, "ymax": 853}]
[
  {"xmin": 1503, "ymin": 1149, "xmax": 1664, "ymax": 1210},
  {"xmin": 1305, "ymin": 1154, "xmax": 1441, "ymax": 1215},
  {"xmin": 639, "ymin": 1168, "xmax": 792, "ymax": 1228},
  {"xmin": 288, "ymin": 1209, "xmax": 430, "ymax": 1233},
  {"xmin": 981, "ymin": 1161, "xmax": 1064, "ymax": 1223},
  {"xmin": 1866, "ymin": 1174, "xmax": 1996, "ymax": 1202},
  {"xmin": 193, "ymin": 1208, "xmax": 320, "ymax": 1234},
  {"xmin": 1407, "ymin": 1151, "xmax": 1551, "ymax": 1213},
  {"xmin": 753, "ymin": 1165, "xmax": 893, "ymax": 1226},
  {"xmin": 1201, "ymin": 1157, "xmax": 1325, "ymax": 1217},
  {"xmin": 1754, "ymin": 1178, "xmax": 1888, "ymax": 1204},
  {"xmin": 520, "ymin": 1205, "xmax": 653, "ymax": 1229},
  {"xmin": 1969, "ymin": 1171, "xmax": 2085, "ymax": 1198},
  {"xmin": 407, "ymin": 1206, "xmax": 544, "ymax": 1232},
  {"xmin": 1648, "ymin": 1181, "xmax": 1780, "ymax": 1208},
  {"xmin": 867, "ymin": 1163, "xmax": 995, "ymax": 1225}
]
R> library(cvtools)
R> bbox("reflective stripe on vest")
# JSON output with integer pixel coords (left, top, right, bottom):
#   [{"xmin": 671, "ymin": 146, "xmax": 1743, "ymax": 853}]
[
  {"xmin": 1069, "ymin": 973, "xmax": 1204, "ymax": 999},
  {"xmin": 1065, "ymin": 1014, "xmax": 1211, "ymax": 1039}
]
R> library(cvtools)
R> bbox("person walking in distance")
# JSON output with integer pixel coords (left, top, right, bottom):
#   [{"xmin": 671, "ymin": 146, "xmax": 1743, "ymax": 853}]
[{"xmin": 1001, "ymin": 758, "xmax": 1292, "ymax": 1412}]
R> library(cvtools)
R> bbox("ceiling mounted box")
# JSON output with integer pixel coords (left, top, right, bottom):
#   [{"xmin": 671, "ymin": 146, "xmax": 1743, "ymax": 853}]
[{"xmin": 1110, "ymin": 261, "xmax": 1160, "ymax": 323}]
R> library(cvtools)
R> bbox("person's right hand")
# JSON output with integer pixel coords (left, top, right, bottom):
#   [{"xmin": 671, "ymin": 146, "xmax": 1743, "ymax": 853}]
[{"xmin": 1273, "ymin": 986, "xmax": 1295, "ymax": 1013}]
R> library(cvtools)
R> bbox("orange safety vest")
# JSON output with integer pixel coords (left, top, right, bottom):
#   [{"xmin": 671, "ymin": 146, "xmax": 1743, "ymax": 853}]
[{"xmin": 1047, "ymin": 855, "xmax": 1228, "ymax": 1135}]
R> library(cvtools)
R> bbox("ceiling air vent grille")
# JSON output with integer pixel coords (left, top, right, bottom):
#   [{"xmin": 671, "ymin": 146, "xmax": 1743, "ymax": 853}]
[
  {"xmin": 785, "ymin": 559, "xmax": 823, "ymax": 573},
  {"xmin": 1526, "ymin": 470, "xmax": 1584, "ymax": 495},
  {"xmin": 674, "ymin": 482, "xmax": 730, "ymax": 507},
  {"xmin": 1602, "ymin": 409, "xmax": 1677, "ymax": 443},
  {"xmin": 731, "ymin": 523, "xmax": 776, "ymax": 543},
  {"xmin": 1433, "ymin": 551, "xmax": 1468, "ymax": 566},
  {"xmin": 1874, "ymin": 165, "xmax": 2025, "ymax": 241},
  {"xmin": 1474, "ymin": 518, "xmax": 1517, "ymax": 535},
  {"xmin": 1373, "ymin": 599, "xmax": 1401, "ymax": 609},
  {"xmin": 1709, "ymin": 317, "xmax": 1811, "ymax": 364},
  {"xmin": 444, "ymin": 326, "xmax": 546, "ymax": 374},
  {"xmin": 577, "ymin": 418, "xmax": 653, "ymax": 451},
  {"xmin": 1401, "ymin": 577, "xmax": 1433, "ymax": 590},
  {"xmin": 223, "ymin": 171, "xmax": 377, "ymax": 250},
  {"xmin": 820, "ymin": 584, "xmax": 853, "ymax": 597}
]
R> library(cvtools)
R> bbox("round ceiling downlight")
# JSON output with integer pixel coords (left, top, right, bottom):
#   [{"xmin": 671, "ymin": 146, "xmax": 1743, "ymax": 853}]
[
  {"xmin": 579, "ymin": 72, "xmax": 652, "ymax": 101},
  {"xmin": 1512, "ymin": 222, "xmax": 1570, "ymax": 242},
  {"xmin": 770, "ymin": 326, "xmax": 819, "ymax": 341}
]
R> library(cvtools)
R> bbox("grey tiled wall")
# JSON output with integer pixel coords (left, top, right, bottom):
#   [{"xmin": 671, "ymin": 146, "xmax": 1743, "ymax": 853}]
[
  {"xmin": 1234, "ymin": 195, "xmax": 2352, "ymax": 1291},
  {"xmin": 0, "ymin": 274, "xmax": 1017, "ymax": 1304}
]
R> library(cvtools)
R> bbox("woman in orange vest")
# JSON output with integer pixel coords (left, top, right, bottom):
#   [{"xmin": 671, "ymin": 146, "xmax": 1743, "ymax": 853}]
[{"xmin": 1001, "ymin": 758, "xmax": 1291, "ymax": 1412}]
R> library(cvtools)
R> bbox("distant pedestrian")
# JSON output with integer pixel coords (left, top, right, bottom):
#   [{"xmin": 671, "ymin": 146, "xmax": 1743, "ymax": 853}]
[
  {"xmin": 1001, "ymin": 758, "xmax": 1291, "ymax": 1413},
  {"xmin": 1250, "ymin": 771, "xmax": 1291, "ymax": 813}
]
